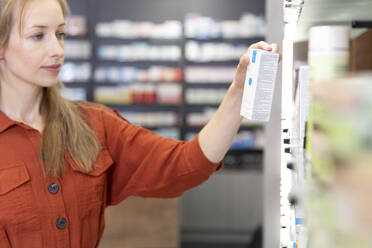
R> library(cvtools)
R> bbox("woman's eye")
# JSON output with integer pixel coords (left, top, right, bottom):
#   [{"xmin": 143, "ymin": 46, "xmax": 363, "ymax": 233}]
[
  {"xmin": 31, "ymin": 33, "xmax": 43, "ymax": 41},
  {"xmin": 56, "ymin": 32, "xmax": 66, "ymax": 40}
]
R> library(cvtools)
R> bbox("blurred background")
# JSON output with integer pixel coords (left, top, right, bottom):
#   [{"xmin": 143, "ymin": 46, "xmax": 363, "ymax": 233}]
[{"xmin": 61, "ymin": 0, "xmax": 372, "ymax": 247}]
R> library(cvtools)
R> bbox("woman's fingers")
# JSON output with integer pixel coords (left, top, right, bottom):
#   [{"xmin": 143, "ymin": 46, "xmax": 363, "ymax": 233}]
[
  {"xmin": 249, "ymin": 41, "xmax": 273, "ymax": 51},
  {"xmin": 270, "ymin": 43, "xmax": 282, "ymax": 62},
  {"xmin": 271, "ymin": 43, "xmax": 279, "ymax": 53},
  {"xmin": 233, "ymin": 41, "xmax": 281, "ymax": 88}
]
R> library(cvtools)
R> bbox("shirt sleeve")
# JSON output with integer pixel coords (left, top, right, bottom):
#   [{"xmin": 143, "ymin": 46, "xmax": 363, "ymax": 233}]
[{"xmin": 101, "ymin": 108, "xmax": 223, "ymax": 206}]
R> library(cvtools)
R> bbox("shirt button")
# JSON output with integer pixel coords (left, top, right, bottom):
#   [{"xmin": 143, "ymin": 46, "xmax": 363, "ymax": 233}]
[
  {"xmin": 56, "ymin": 217, "xmax": 67, "ymax": 229},
  {"xmin": 48, "ymin": 183, "xmax": 59, "ymax": 194}
]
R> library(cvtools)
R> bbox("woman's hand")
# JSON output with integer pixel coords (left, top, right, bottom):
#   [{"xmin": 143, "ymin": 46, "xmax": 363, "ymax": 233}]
[{"xmin": 232, "ymin": 41, "xmax": 281, "ymax": 90}]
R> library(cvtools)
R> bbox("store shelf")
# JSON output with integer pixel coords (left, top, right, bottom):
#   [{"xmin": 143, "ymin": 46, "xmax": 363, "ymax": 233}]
[
  {"xmin": 105, "ymin": 104, "xmax": 181, "ymax": 112},
  {"xmin": 228, "ymin": 148, "xmax": 263, "ymax": 154},
  {"xmin": 184, "ymin": 82, "xmax": 231, "ymax": 89},
  {"xmin": 351, "ymin": 20, "xmax": 372, "ymax": 28},
  {"xmin": 96, "ymin": 37, "xmax": 182, "ymax": 44},
  {"xmin": 185, "ymin": 36, "xmax": 265, "ymax": 43},
  {"xmin": 185, "ymin": 60, "xmax": 239, "ymax": 66},
  {"xmin": 141, "ymin": 125, "xmax": 181, "ymax": 129},
  {"xmin": 65, "ymin": 36, "xmax": 90, "ymax": 41},
  {"xmin": 240, "ymin": 124, "xmax": 263, "ymax": 130},
  {"xmin": 64, "ymin": 82, "xmax": 91, "ymax": 87},
  {"xmin": 65, "ymin": 58, "xmax": 91, "ymax": 62},
  {"xmin": 93, "ymin": 81, "xmax": 182, "ymax": 86},
  {"xmin": 224, "ymin": 149, "xmax": 263, "ymax": 170},
  {"xmin": 185, "ymin": 125, "xmax": 262, "ymax": 133},
  {"xmin": 185, "ymin": 104, "xmax": 220, "ymax": 111},
  {"xmin": 295, "ymin": 0, "xmax": 372, "ymax": 42},
  {"xmin": 96, "ymin": 60, "xmax": 181, "ymax": 67}
]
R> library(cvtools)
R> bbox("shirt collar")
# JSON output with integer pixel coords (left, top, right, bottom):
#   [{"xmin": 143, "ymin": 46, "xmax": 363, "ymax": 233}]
[{"xmin": 0, "ymin": 110, "xmax": 17, "ymax": 134}]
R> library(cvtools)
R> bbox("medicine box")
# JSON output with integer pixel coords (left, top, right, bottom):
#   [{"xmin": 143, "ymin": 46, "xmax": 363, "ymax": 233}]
[{"xmin": 240, "ymin": 49, "xmax": 279, "ymax": 122}]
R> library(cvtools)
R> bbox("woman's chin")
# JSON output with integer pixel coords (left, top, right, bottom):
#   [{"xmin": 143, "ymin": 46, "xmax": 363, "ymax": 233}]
[{"xmin": 37, "ymin": 79, "xmax": 60, "ymax": 88}]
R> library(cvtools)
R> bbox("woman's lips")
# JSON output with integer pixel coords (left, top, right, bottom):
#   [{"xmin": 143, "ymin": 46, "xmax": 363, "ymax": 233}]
[{"xmin": 42, "ymin": 64, "xmax": 61, "ymax": 73}]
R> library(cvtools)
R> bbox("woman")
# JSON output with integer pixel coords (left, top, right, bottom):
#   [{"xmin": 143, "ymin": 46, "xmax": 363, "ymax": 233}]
[{"xmin": 0, "ymin": 0, "xmax": 280, "ymax": 247}]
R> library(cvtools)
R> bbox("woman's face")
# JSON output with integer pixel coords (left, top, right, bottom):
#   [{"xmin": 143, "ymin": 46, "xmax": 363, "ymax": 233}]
[{"xmin": 0, "ymin": 0, "xmax": 65, "ymax": 88}]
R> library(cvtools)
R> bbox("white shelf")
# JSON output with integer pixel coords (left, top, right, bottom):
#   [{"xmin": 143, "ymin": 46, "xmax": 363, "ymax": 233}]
[{"xmin": 295, "ymin": 0, "xmax": 372, "ymax": 42}]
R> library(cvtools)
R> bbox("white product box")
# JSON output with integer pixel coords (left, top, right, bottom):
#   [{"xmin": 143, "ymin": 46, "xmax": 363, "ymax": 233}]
[{"xmin": 240, "ymin": 49, "xmax": 279, "ymax": 122}]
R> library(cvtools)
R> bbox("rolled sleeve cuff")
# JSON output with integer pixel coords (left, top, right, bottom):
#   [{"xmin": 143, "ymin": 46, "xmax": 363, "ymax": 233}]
[{"xmin": 187, "ymin": 134, "xmax": 224, "ymax": 176}]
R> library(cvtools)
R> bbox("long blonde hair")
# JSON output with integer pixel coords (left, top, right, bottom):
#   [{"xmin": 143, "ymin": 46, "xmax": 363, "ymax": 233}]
[{"xmin": 0, "ymin": 0, "xmax": 101, "ymax": 177}]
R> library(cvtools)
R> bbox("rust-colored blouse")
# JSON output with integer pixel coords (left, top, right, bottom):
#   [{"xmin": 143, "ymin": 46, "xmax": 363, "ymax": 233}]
[{"xmin": 0, "ymin": 103, "xmax": 222, "ymax": 248}]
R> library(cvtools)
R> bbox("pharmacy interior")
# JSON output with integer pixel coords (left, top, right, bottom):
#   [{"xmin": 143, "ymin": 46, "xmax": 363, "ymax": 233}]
[{"xmin": 63, "ymin": 0, "xmax": 372, "ymax": 247}]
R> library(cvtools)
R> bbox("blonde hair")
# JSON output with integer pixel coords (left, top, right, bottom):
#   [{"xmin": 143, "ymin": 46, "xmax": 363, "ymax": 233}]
[{"xmin": 0, "ymin": 0, "xmax": 101, "ymax": 177}]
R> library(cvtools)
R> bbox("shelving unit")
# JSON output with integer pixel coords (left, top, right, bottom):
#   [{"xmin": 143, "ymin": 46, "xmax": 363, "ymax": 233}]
[{"xmin": 268, "ymin": 1, "xmax": 372, "ymax": 248}]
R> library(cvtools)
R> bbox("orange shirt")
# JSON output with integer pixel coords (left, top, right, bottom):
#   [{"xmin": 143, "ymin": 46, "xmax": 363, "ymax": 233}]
[{"xmin": 0, "ymin": 103, "xmax": 222, "ymax": 248}]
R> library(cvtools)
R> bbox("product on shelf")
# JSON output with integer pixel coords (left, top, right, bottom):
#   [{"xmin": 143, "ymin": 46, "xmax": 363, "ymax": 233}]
[
  {"xmin": 187, "ymin": 108, "xmax": 217, "ymax": 126},
  {"xmin": 61, "ymin": 88, "xmax": 87, "ymax": 101},
  {"xmin": 94, "ymin": 86, "xmax": 132, "ymax": 105},
  {"xmin": 116, "ymin": 110, "xmax": 180, "ymax": 139},
  {"xmin": 186, "ymin": 88, "xmax": 226, "ymax": 104},
  {"xmin": 185, "ymin": 41, "xmax": 248, "ymax": 62},
  {"xmin": 154, "ymin": 128, "xmax": 180, "ymax": 140},
  {"xmin": 64, "ymin": 40, "xmax": 91, "ymax": 59},
  {"xmin": 240, "ymin": 118, "xmax": 262, "ymax": 127},
  {"xmin": 94, "ymin": 66, "xmax": 182, "ymax": 84},
  {"xmin": 308, "ymin": 25, "xmax": 350, "ymax": 82},
  {"xmin": 66, "ymin": 15, "xmax": 87, "ymax": 37},
  {"xmin": 131, "ymin": 84, "xmax": 157, "ymax": 104},
  {"xmin": 187, "ymin": 108, "xmax": 263, "ymax": 129},
  {"xmin": 121, "ymin": 111, "xmax": 178, "ymax": 127},
  {"xmin": 60, "ymin": 62, "xmax": 91, "ymax": 83},
  {"xmin": 185, "ymin": 132, "xmax": 197, "ymax": 141},
  {"xmin": 185, "ymin": 66, "xmax": 235, "ymax": 83},
  {"xmin": 184, "ymin": 12, "xmax": 265, "ymax": 39},
  {"xmin": 185, "ymin": 130, "xmax": 263, "ymax": 150},
  {"xmin": 94, "ymin": 83, "xmax": 182, "ymax": 105},
  {"xmin": 230, "ymin": 131, "xmax": 260, "ymax": 150},
  {"xmin": 225, "ymin": 152, "xmax": 262, "ymax": 170},
  {"xmin": 157, "ymin": 83, "xmax": 182, "ymax": 104},
  {"xmin": 308, "ymin": 74, "xmax": 372, "ymax": 247},
  {"xmin": 239, "ymin": 12, "xmax": 266, "ymax": 38},
  {"xmin": 310, "ymin": 75, "xmax": 372, "ymax": 182},
  {"xmin": 96, "ymin": 20, "xmax": 182, "ymax": 39},
  {"xmin": 97, "ymin": 43, "xmax": 181, "ymax": 61}
]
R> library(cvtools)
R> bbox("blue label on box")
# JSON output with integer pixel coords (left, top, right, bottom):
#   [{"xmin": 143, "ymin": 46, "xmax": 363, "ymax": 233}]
[
  {"xmin": 252, "ymin": 50, "xmax": 257, "ymax": 63},
  {"xmin": 249, "ymin": 78, "xmax": 252, "ymax": 85}
]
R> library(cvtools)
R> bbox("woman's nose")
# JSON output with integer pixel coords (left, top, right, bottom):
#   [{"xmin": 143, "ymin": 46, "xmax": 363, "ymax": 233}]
[{"xmin": 48, "ymin": 35, "xmax": 64, "ymax": 59}]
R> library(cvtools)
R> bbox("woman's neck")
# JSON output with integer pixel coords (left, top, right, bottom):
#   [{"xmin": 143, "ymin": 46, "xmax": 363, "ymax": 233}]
[{"xmin": 0, "ymin": 80, "xmax": 44, "ymax": 128}]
